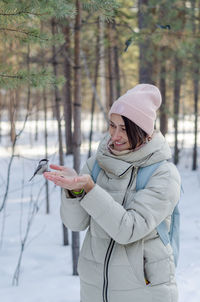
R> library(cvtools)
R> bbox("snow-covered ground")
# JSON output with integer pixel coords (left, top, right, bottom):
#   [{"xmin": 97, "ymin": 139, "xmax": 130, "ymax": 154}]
[{"xmin": 0, "ymin": 116, "xmax": 200, "ymax": 302}]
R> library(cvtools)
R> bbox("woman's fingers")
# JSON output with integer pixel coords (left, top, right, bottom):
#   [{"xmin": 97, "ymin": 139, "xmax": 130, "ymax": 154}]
[
  {"xmin": 44, "ymin": 171, "xmax": 63, "ymax": 178},
  {"xmin": 44, "ymin": 173, "xmax": 90, "ymax": 191},
  {"xmin": 49, "ymin": 164, "xmax": 77, "ymax": 177},
  {"xmin": 49, "ymin": 164, "xmax": 64, "ymax": 171},
  {"xmin": 44, "ymin": 173, "xmax": 71, "ymax": 182},
  {"xmin": 44, "ymin": 173, "xmax": 79, "ymax": 190}
]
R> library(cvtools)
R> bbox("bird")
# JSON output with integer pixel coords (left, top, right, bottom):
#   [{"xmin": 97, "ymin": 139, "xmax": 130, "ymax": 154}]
[
  {"xmin": 156, "ymin": 24, "xmax": 171, "ymax": 30},
  {"xmin": 29, "ymin": 159, "xmax": 49, "ymax": 182},
  {"xmin": 124, "ymin": 36, "xmax": 134, "ymax": 52}
]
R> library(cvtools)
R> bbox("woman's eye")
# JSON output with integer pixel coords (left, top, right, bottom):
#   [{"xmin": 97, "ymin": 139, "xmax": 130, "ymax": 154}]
[{"xmin": 109, "ymin": 123, "xmax": 115, "ymax": 128}]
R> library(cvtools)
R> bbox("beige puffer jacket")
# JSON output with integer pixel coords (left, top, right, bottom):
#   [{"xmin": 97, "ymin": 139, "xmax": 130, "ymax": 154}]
[{"xmin": 61, "ymin": 131, "xmax": 181, "ymax": 302}]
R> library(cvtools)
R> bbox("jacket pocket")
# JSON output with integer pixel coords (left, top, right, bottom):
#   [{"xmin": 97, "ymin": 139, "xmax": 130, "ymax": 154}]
[
  {"xmin": 124, "ymin": 242, "xmax": 147, "ymax": 288},
  {"xmin": 144, "ymin": 257, "xmax": 171, "ymax": 286}
]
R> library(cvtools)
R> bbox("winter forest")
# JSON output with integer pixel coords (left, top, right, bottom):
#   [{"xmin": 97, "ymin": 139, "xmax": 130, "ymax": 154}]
[{"xmin": 0, "ymin": 0, "xmax": 200, "ymax": 301}]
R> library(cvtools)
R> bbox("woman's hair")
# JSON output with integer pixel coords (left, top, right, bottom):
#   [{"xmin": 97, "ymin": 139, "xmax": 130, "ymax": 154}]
[{"xmin": 122, "ymin": 115, "xmax": 148, "ymax": 149}]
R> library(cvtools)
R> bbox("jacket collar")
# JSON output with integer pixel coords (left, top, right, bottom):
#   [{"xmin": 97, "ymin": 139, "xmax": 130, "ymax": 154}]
[{"xmin": 96, "ymin": 131, "xmax": 172, "ymax": 177}]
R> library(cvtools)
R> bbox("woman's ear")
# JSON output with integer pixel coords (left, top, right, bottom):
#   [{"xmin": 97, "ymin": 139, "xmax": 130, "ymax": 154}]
[{"xmin": 147, "ymin": 136, "xmax": 152, "ymax": 142}]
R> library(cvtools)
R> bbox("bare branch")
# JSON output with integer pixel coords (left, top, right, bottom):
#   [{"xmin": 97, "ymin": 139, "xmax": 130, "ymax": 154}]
[
  {"xmin": 0, "ymin": 47, "xmax": 31, "ymax": 212},
  {"xmin": 12, "ymin": 183, "xmax": 45, "ymax": 286}
]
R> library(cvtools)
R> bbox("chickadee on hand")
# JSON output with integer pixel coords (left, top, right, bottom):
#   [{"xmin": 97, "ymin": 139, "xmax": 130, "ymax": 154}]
[{"xmin": 29, "ymin": 159, "xmax": 49, "ymax": 182}]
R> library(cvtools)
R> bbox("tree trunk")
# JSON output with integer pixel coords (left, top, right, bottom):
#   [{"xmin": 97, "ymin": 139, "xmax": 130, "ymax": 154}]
[
  {"xmin": 107, "ymin": 20, "xmax": 117, "ymax": 108},
  {"xmin": 192, "ymin": 0, "xmax": 199, "ymax": 170},
  {"xmin": 62, "ymin": 22, "xmax": 73, "ymax": 155},
  {"xmin": 35, "ymin": 99, "xmax": 39, "ymax": 141},
  {"xmin": 40, "ymin": 22, "xmax": 50, "ymax": 213},
  {"xmin": 113, "ymin": 19, "xmax": 120, "ymax": 98},
  {"xmin": 173, "ymin": 56, "xmax": 182, "ymax": 165},
  {"xmin": 138, "ymin": 0, "xmax": 155, "ymax": 84},
  {"xmin": 72, "ymin": 0, "xmax": 82, "ymax": 276},
  {"xmin": 159, "ymin": 55, "xmax": 168, "ymax": 136},
  {"xmin": 73, "ymin": 0, "xmax": 82, "ymax": 173},
  {"xmin": 9, "ymin": 90, "xmax": 16, "ymax": 144},
  {"xmin": 99, "ymin": 16, "xmax": 107, "ymax": 129},
  {"xmin": 52, "ymin": 19, "xmax": 64, "ymax": 166},
  {"xmin": 88, "ymin": 17, "xmax": 100, "ymax": 158},
  {"xmin": 43, "ymin": 88, "xmax": 50, "ymax": 214},
  {"xmin": 193, "ymin": 74, "xmax": 199, "ymax": 170},
  {"xmin": 0, "ymin": 92, "xmax": 2, "ymax": 142},
  {"xmin": 51, "ymin": 18, "xmax": 69, "ymax": 246}
]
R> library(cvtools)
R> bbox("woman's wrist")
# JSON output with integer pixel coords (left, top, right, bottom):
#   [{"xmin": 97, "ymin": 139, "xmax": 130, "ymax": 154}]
[{"xmin": 83, "ymin": 177, "xmax": 95, "ymax": 193}]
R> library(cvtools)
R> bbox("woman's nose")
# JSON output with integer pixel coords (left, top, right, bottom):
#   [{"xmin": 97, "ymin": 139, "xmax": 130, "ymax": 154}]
[{"xmin": 112, "ymin": 128, "xmax": 120, "ymax": 140}]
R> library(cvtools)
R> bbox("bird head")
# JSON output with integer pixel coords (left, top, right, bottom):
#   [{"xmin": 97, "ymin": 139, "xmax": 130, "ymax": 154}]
[{"xmin": 39, "ymin": 159, "xmax": 49, "ymax": 164}]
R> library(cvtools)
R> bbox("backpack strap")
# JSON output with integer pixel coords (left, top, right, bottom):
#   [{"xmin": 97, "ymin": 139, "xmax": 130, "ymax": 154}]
[
  {"xmin": 91, "ymin": 159, "xmax": 101, "ymax": 183},
  {"xmin": 136, "ymin": 160, "xmax": 170, "ymax": 246},
  {"xmin": 156, "ymin": 221, "xmax": 170, "ymax": 245},
  {"xmin": 169, "ymin": 203, "xmax": 180, "ymax": 267},
  {"xmin": 136, "ymin": 161, "xmax": 165, "ymax": 189}
]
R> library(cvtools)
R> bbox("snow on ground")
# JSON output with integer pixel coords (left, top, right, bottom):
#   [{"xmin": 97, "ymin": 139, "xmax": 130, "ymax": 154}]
[{"xmin": 0, "ymin": 116, "xmax": 200, "ymax": 302}]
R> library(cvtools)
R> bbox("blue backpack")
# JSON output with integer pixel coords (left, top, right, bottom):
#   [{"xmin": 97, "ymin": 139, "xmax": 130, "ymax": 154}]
[{"xmin": 91, "ymin": 160, "xmax": 180, "ymax": 267}]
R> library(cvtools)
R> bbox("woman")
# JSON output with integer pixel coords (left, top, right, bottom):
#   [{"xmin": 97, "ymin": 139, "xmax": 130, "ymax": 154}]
[{"xmin": 44, "ymin": 84, "xmax": 181, "ymax": 302}]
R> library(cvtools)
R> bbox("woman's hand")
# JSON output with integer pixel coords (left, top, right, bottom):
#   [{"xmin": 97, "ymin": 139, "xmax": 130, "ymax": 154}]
[
  {"xmin": 43, "ymin": 164, "xmax": 95, "ymax": 193},
  {"xmin": 48, "ymin": 164, "xmax": 78, "ymax": 178}
]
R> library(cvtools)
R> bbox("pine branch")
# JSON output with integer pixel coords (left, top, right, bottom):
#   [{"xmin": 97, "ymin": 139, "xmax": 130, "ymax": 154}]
[
  {"xmin": 0, "ymin": 27, "xmax": 49, "ymax": 40},
  {"xmin": 0, "ymin": 74, "xmax": 23, "ymax": 79},
  {"xmin": 0, "ymin": 11, "xmax": 47, "ymax": 16},
  {"xmin": 82, "ymin": 0, "xmax": 119, "ymax": 19},
  {"xmin": 0, "ymin": 68, "xmax": 64, "ymax": 89}
]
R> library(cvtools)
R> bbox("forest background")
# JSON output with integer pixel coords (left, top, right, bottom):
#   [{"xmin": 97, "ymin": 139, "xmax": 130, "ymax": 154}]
[{"xmin": 0, "ymin": 0, "xmax": 200, "ymax": 301}]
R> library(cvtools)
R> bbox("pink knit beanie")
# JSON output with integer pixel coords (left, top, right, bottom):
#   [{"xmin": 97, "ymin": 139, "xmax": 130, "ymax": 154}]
[{"xmin": 109, "ymin": 84, "xmax": 162, "ymax": 136}]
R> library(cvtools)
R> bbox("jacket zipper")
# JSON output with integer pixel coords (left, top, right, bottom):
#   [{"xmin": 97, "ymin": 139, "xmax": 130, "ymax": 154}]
[{"xmin": 102, "ymin": 167, "xmax": 138, "ymax": 302}]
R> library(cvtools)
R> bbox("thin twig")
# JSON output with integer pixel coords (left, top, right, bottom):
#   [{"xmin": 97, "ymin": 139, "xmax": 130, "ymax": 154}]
[
  {"xmin": 0, "ymin": 87, "xmax": 31, "ymax": 213},
  {"xmin": 12, "ymin": 183, "xmax": 45, "ymax": 286},
  {"xmin": 12, "ymin": 182, "xmax": 56, "ymax": 286}
]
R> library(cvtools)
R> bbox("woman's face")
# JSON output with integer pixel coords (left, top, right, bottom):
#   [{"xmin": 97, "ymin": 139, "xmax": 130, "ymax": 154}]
[{"xmin": 109, "ymin": 114, "xmax": 131, "ymax": 151}]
